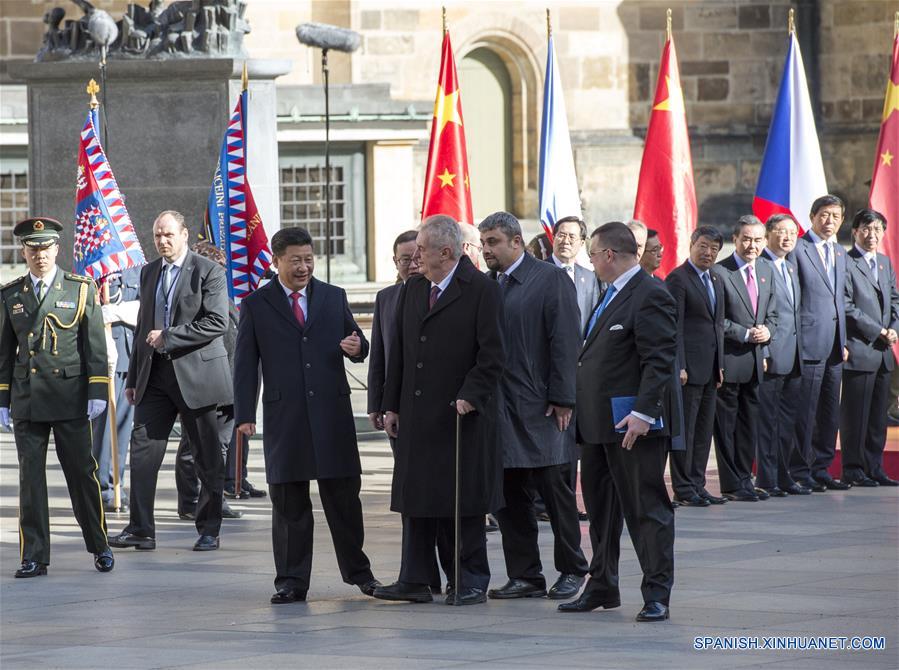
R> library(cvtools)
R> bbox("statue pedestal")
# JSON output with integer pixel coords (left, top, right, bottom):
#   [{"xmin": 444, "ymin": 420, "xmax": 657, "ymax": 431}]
[{"xmin": 9, "ymin": 58, "xmax": 290, "ymax": 266}]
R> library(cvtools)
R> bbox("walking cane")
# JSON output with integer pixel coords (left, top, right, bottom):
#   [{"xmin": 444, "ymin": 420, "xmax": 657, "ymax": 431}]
[
  {"xmin": 235, "ymin": 429, "xmax": 243, "ymax": 498},
  {"xmin": 453, "ymin": 412, "xmax": 462, "ymax": 605}
]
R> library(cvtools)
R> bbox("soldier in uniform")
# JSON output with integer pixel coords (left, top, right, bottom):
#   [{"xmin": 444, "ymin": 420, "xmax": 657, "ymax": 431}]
[{"xmin": 0, "ymin": 217, "xmax": 115, "ymax": 577}]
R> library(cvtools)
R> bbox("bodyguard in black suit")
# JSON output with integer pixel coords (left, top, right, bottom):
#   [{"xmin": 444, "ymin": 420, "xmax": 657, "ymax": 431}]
[
  {"xmin": 841, "ymin": 209, "xmax": 899, "ymax": 487},
  {"xmin": 375, "ymin": 216, "xmax": 505, "ymax": 606},
  {"xmin": 561, "ymin": 222, "xmax": 677, "ymax": 623},
  {"xmin": 713, "ymin": 215, "xmax": 778, "ymax": 502},
  {"xmin": 234, "ymin": 227, "xmax": 380, "ymax": 604},
  {"xmin": 109, "ymin": 211, "xmax": 232, "ymax": 552},
  {"xmin": 479, "ymin": 212, "xmax": 588, "ymax": 602},
  {"xmin": 790, "ymin": 195, "xmax": 851, "ymax": 490},
  {"xmin": 665, "ymin": 226, "xmax": 726, "ymax": 507},
  {"xmin": 756, "ymin": 215, "xmax": 808, "ymax": 496}
]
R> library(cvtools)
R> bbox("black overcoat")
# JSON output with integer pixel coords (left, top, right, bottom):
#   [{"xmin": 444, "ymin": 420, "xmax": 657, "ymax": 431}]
[
  {"xmin": 233, "ymin": 277, "xmax": 368, "ymax": 484},
  {"xmin": 382, "ymin": 255, "xmax": 505, "ymax": 517}
]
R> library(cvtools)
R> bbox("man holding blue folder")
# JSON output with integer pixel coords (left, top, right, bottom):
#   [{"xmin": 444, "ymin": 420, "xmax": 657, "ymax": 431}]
[{"xmin": 560, "ymin": 222, "xmax": 677, "ymax": 623}]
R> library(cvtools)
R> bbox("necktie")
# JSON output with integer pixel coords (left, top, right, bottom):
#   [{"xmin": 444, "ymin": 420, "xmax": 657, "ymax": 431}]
[
  {"xmin": 497, "ymin": 272, "xmax": 508, "ymax": 287},
  {"xmin": 745, "ymin": 265, "xmax": 758, "ymax": 315},
  {"xmin": 869, "ymin": 257, "xmax": 878, "ymax": 281},
  {"xmin": 290, "ymin": 291, "xmax": 306, "ymax": 326},
  {"xmin": 429, "ymin": 285, "xmax": 441, "ymax": 309},
  {"xmin": 701, "ymin": 272, "xmax": 716, "ymax": 312},
  {"xmin": 35, "ymin": 280, "xmax": 46, "ymax": 302},
  {"xmin": 585, "ymin": 284, "xmax": 618, "ymax": 338},
  {"xmin": 162, "ymin": 264, "xmax": 172, "ymax": 296},
  {"xmin": 563, "ymin": 265, "xmax": 575, "ymax": 282},
  {"xmin": 824, "ymin": 242, "xmax": 834, "ymax": 288},
  {"xmin": 780, "ymin": 261, "xmax": 793, "ymax": 305}
]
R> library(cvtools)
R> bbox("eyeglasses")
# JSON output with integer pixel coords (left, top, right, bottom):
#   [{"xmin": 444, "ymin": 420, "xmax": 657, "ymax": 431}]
[
  {"xmin": 589, "ymin": 248, "xmax": 619, "ymax": 259},
  {"xmin": 554, "ymin": 232, "xmax": 582, "ymax": 242},
  {"xmin": 395, "ymin": 257, "xmax": 414, "ymax": 267},
  {"xmin": 856, "ymin": 224, "xmax": 885, "ymax": 234}
]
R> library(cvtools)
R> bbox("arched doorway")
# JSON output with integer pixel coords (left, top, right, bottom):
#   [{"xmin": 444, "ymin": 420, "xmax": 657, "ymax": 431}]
[{"xmin": 459, "ymin": 47, "xmax": 513, "ymax": 218}]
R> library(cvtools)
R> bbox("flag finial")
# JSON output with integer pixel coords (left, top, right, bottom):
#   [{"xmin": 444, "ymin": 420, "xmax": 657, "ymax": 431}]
[
  {"xmin": 442, "ymin": 6, "xmax": 447, "ymax": 36},
  {"xmin": 86, "ymin": 79, "xmax": 100, "ymax": 110},
  {"xmin": 241, "ymin": 61, "xmax": 248, "ymax": 92},
  {"xmin": 547, "ymin": 8, "xmax": 552, "ymax": 40},
  {"xmin": 666, "ymin": 8, "xmax": 672, "ymax": 41},
  {"xmin": 788, "ymin": 8, "xmax": 795, "ymax": 34}
]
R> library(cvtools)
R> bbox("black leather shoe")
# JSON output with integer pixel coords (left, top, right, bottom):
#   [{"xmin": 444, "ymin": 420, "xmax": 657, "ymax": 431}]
[
  {"xmin": 178, "ymin": 511, "xmax": 196, "ymax": 520},
  {"xmin": 446, "ymin": 587, "xmax": 487, "ymax": 605},
  {"xmin": 108, "ymin": 531, "xmax": 156, "ymax": 550},
  {"xmin": 699, "ymin": 490, "xmax": 727, "ymax": 505},
  {"xmin": 224, "ymin": 487, "xmax": 249, "ymax": 500},
  {"xmin": 488, "ymin": 579, "xmax": 547, "ymax": 599},
  {"xmin": 271, "ymin": 587, "xmax": 306, "ymax": 604},
  {"xmin": 193, "ymin": 535, "xmax": 220, "ymax": 551},
  {"xmin": 723, "ymin": 490, "xmax": 758, "ymax": 502},
  {"xmin": 764, "ymin": 487, "xmax": 788, "ymax": 497},
  {"xmin": 558, "ymin": 591, "xmax": 621, "ymax": 612},
  {"xmin": 802, "ymin": 478, "xmax": 826, "ymax": 492},
  {"xmin": 873, "ymin": 474, "xmax": 899, "ymax": 487},
  {"xmin": 819, "ymin": 478, "xmax": 851, "ymax": 491},
  {"xmin": 784, "ymin": 483, "xmax": 812, "ymax": 495},
  {"xmin": 14, "ymin": 560, "xmax": 47, "ymax": 578},
  {"xmin": 94, "ymin": 549, "xmax": 114, "ymax": 572},
  {"xmin": 536, "ymin": 511, "xmax": 551, "ymax": 522},
  {"xmin": 844, "ymin": 475, "xmax": 878, "ymax": 487},
  {"xmin": 357, "ymin": 578, "xmax": 382, "ymax": 597},
  {"xmin": 372, "ymin": 581, "xmax": 433, "ymax": 603},
  {"xmin": 753, "ymin": 487, "xmax": 770, "ymax": 500},
  {"xmin": 548, "ymin": 574, "xmax": 585, "ymax": 600},
  {"xmin": 636, "ymin": 601, "xmax": 669, "ymax": 622},
  {"xmin": 243, "ymin": 481, "xmax": 267, "ymax": 498},
  {"xmin": 485, "ymin": 514, "xmax": 499, "ymax": 533},
  {"xmin": 222, "ymin": 505, "xmax": 242, "ymax": 519},
  {"xmin": 672, "ymin": 494, "xmax": 711, "ymax": 507}
]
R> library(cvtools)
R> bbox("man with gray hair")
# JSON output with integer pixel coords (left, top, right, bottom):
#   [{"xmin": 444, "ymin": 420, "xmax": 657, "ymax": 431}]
[
  {"xmin": 458, "ymin": 221, "xmax": 483, "ymax": 269},
  {"xmin": 478, "ymin": 211, "xmax": 589, "ymax": 602},
  {"xmin": 374, "ymin": 215, "xmax": 505, "ymax": 606},
  {"xmin": 627, "ymin": 220, "xmax": 649, "ymax": 260}
]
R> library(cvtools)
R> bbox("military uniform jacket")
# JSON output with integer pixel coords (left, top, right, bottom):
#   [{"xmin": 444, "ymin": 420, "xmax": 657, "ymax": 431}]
[{"xmin": 0, "ymin": 269, "xmax": 108, "ymax": 422}]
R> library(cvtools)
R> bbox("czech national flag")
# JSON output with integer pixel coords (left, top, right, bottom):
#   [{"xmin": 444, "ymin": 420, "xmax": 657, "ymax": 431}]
[{"xmin": 753, "ymin": 31, "xmax": 826, "ymax": 233}]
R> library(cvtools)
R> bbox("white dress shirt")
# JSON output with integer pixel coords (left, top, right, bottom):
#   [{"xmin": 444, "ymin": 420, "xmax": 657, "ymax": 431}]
[{"xmin": 279, "ymin": 279, "xmax": 308, "ymax": 321}]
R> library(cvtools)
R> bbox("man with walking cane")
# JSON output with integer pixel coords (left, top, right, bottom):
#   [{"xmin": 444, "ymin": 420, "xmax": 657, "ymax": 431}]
[{"xmin": 373, "ymin": 215, "xmax": 505, "ymax": 605}]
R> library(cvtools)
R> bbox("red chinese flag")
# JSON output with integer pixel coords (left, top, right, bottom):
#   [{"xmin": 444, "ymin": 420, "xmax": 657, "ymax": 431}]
[
  {"xmin": 873, "ymin": 33, "xmax": 899, "ymax": 261},
  {"xmin": 633, "ymin": 36, "xmax": 697, "ymax": 278},
  {"xmin": 421, "ymin": 31, "xmax": 474, "ymax": 225}
]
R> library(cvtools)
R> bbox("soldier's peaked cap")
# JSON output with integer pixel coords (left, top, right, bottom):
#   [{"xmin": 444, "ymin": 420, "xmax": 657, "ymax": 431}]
[{"xmin": 14, "ymin": 217, "xmax": 63, "ymax": 248}]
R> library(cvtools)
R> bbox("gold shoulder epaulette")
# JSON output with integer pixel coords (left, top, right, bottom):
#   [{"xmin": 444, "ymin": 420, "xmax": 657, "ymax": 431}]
[
  {"xmin": 1, "ymin": 275, "xmax": 26, "ymax": 292},
  {"xmin": 64, "ymin": 272, "xmax": 93, "ymax": 283}
]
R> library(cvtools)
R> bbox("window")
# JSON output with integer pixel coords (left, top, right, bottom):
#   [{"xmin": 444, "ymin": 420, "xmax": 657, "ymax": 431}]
[
  {"xmin": 0, "ymin": 156, "xmax": 28, "ymax": 269},
  {"xmin": 279, "ymin": 146, "xmax": 366, "ymax": 283}
]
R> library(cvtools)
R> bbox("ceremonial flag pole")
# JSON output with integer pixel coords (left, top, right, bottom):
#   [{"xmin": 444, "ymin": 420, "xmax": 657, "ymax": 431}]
[
  {"xmin": 872, "ymin": 13, "xmax": 899, "ymax": 261},
  {"xmin": 752, "ymin": 9, "xmax": 827, "ymax": 233},
  {"xmin": 632, "ymin": 9, "xmax": 696, "ymax": 278},
  {"xmin": 74, "ymin": 78, "xmax": 147, "ymax": 513},
  {"xmin": 421, "ymin": 7, "xmax": 474, "ymax": 225},
  {"xmin": 538, "ymin": 8, "xmax": 582, "ymax": 242}
]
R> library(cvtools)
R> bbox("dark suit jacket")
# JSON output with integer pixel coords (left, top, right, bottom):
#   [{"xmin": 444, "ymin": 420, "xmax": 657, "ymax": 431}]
[
  {"xmin": 233, "ymin": 277, "xmax": 369, "ymax": 483},
  {"xmin": 494, "ymin": 253, "xmax": 579, "ymax": 468},
  {"xmin": 665, "ymin": 260, "xmax": 724, "ymax": 386},
  {"xmin": 367, "ymin": 281, "xmax": 402, "ymax": 414},
  {"xmin": 382, "ymin": 255, "xmax": 505, "ymax": 517},
  {"xmin": 760, "ymin": 249, "xmax": 803, "ymax": 376},
  {"xmin": 576, "ymin": 269, "xmax": 677, "ymax": 445},
  {"xmin": 127, "ymin": 252, "xmax": 232, "ymax": 409},
  {"xmin": 793, "ymin": 234, "xmax": 847, "ymax": 361},
  {"xmin": 844, "ymin": 248, "xmax": 899, "ymax": 373},
  {"xmin": 715, "ymin": 254, "xmax": 778, "ymax": 384}
]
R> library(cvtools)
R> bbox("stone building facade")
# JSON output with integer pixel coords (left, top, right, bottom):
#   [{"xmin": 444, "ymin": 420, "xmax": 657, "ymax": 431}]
[{"xmin": 0, "ymin": 0, "xmax": 894, "ymax": 282}]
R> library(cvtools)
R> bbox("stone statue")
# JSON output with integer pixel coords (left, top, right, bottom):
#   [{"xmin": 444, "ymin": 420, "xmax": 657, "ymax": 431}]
[{"xmin": 35, "ymin": 0, "xmax": 250, "ymax": 62}]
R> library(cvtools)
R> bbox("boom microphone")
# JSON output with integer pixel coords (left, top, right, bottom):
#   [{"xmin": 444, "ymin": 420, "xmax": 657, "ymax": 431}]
[{"xmin": 295, "ymin": 22, "xmax": 361, "ymax": 53}]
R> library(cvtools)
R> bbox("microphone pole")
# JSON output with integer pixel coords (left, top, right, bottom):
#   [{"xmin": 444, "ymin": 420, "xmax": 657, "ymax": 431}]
[{"xmin": 322, "ymin": 47, "xmax": 332, "ymax": 283}]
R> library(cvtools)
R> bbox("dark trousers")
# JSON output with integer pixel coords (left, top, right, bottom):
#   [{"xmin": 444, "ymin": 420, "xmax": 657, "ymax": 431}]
[
  {"xmin": 399, "ymin": 515, "xmax": 490, "ymax": 591},
  {"xmin": 792, "ymin": 355, "xmax": 843, "ymax": 481},
  {"xmin": 90, "ymin": 371, "xmax": 133, "ymax": 503},
  {"xmin": 669, "ymin": 380, "xmax": 716, "ymax": 498},
  {"xmin": 175, "ymin": 405, "xmax": 233, "ymax": 514},
  {"xmin": 494, "ymin": 465, "xmax": 587, "ymax": 586},
  {"xmin": 756, "ymin": 371, "xmax": 802, "ymax": 489},
  {"xmin": 268, "ymin": 476, "xmax": 373, "ymax": 593},
  {"xmin": 125, "ymin": 356, "xmax": 224, "ymax": 538},
  {"xmin": 15, "ymin": 418, "xmax": 108, "ymax": 564},
  {"xmin": 713, "ymin": 380, "xmax": 760, "ymax": 493},
  {"xmin": 841, "ymin": 367, "xmax": 891, "ymax": 479},
  {"xmin": 580, "ymin": 438, "xmax": 674, "ymax": 606}
]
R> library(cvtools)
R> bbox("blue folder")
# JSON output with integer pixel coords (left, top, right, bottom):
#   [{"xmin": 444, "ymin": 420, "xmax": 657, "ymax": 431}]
[{"xmin": 611, "ymin": 396, "xmax": 664, "ymax": 433}]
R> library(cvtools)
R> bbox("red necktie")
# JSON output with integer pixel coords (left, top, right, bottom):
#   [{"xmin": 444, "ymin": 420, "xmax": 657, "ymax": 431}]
[
  {"xmin": 745, "ymin": 265, "xmax": 758, "ymax": 315},
  {"xmin": 429, "ymin": 285, "xmax": 440, "ymax": 310},
  {"xmin": 290, "ymin": 291, "xmax": 306, "ymax": 326}
]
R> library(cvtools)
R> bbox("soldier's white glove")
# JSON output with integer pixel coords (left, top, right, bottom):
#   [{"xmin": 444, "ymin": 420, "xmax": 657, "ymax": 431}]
[
  {"xmin": 87, "ymin": 399, "xmax": 107, "ymax": 421},
  {"xmin": 0, "ymin": 407, "xmax": 10, "ymax": 431}
]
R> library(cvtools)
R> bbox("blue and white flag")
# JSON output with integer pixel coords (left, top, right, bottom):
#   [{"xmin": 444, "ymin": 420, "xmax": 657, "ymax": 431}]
[{"xmin": 538, "ymin": 35, "xmax": 582, "ymax": 241}]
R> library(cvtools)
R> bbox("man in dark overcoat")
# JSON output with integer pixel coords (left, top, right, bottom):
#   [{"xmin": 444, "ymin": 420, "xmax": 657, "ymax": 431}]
[
  {"xmin": 374, "ymin": 215, "xmax": 505, "ymax": 606},
  {"xmin": 478, "ymin": 211, "xmax": 588, "ymax": 602},
  {"xmin": 234, "ymin": 226, "xmax": 380, "ymax": 604}
]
